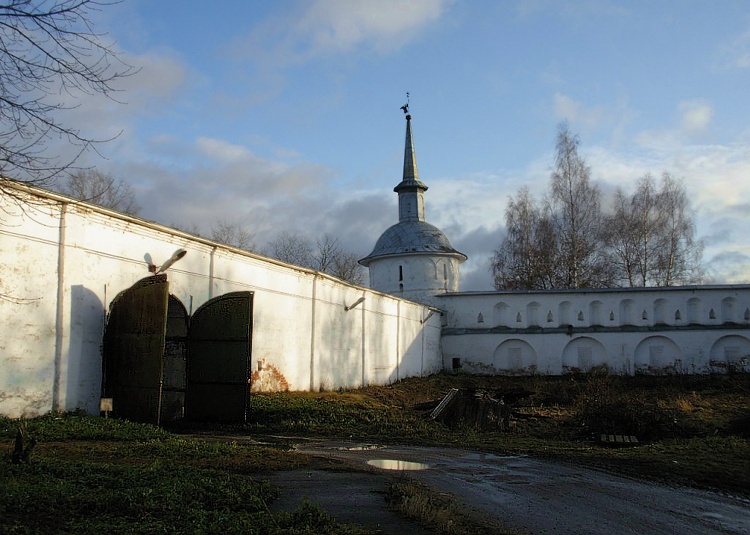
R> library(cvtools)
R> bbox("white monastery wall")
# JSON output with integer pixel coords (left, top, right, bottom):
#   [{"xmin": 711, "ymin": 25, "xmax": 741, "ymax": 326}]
[
  {"xmin": 0, "ymin": 184, "xmax": 442, "ymax": 418},
  {"xmin": 439, "ymin": 288, "xmax": 750, "ymax": 375},
  {"xmin": 2, "ymin": 182, "xmax": 747, "ymax": 421}
]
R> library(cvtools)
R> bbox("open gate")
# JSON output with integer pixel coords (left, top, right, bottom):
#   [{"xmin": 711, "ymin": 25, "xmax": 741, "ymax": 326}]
[
  {"xmin": 161, "ymin": 295, "xmax": 189, "ymax": 421},
  {"xmin": 186, "ymin": 292, "xmax": 253, "ymax": 423},
  {"xmin": 102, "ymin": 275, "xmax": 169, "ymax": 425}
]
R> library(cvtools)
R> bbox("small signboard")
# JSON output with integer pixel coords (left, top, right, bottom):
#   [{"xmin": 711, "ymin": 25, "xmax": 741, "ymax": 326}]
[{"xmin": 99, "ymin": 398, "xmax": 113, "ymax": 417}]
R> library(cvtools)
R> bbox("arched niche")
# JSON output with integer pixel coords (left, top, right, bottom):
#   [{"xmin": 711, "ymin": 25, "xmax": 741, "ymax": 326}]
[
  {"xmin": 634, "ymin": 336, "xmax": 682, "ymax": 375},
  {"xmin": 527, "ymin": 301, "xmax": 541, "ymax": 327},
  {"xmin": 493, "ymin": 302, "xmax": 510, "ymax": 327},
  {"xmin": 492, "ymin": 339, "xmax": 537, "ymax": 375},
  {"xmin": 561, "ymin": 336, "xmax": 608, "ymax": 373},
  {"xmin": 721, "ymin": 297, "xmax": 738, "ymax": 323},
  {"xmin": 589, "ymin": 300, "xmax": 603, "ymax": 326},
  {"xmin": 709, "ymin": 335, "xmax": 750, "ymax": 373},
  {"xmin": 687, "ymin": 298, "xmax": 701, "ymax": 324},
  {"xmin": 653, "ymin": 298, "xmax": 668, "ymax": 325},
  {"xmin": 619, "ymin": 299, "xmax": 635, "ymax": 326},
  {"xmin": 558, "ymin": 300, "xmax": 572, "ymax": 326}
]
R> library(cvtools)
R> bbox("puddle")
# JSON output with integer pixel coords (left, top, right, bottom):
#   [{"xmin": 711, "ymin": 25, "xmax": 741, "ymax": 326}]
[
  {"xmin": 367, "ymin": 459, "xmax": 430, "ymax": 471},
  {"xmin": 339, "ymin": 444, "xmax": 382, "ymax": 451}
]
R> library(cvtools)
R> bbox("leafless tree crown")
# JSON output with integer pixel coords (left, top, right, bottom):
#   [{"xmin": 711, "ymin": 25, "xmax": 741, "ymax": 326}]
[
  {"xmin": 492, "ymin": 125, "xmax": 704, "ymax": 290},
  {"xmin": 62, "ymin": 169, "xmax": 140, "ymax": 215},
  {"xmin": 210, "ymin": 220, "xmax": 256, "ymax": 251},
  {"xmin": 265, "ymin": 231, "xmax": 366, "ymax": 285},
  {"xmin": 0, "ymin": 0, "xmax": 135, "ymax": 186}
]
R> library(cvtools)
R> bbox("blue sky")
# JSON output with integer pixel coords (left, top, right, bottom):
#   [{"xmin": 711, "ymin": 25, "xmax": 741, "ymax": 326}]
[{"xmin": 61, "ymin": 0, "xmax": 750, "ymax": 289}]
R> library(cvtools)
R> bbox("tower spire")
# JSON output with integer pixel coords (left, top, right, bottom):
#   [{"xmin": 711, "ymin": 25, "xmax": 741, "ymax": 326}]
[{"xmin": 394, "ymin": 96, "xmax": 427, "ymax": 221}]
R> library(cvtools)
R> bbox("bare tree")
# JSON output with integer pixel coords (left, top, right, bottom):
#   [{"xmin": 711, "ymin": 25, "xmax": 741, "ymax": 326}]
[
  {"xmin": 314, "ymin": 234, "xmax": 366, "ymax": 285},
  {"xmin": 265, "ymin": 231, "xmax": 366, "ymax": 285},
  {"xmin": 604, "ymin": 186, "xmax": 642, "ymax": 287},
  {"xmin": 331, "ymin": 250, "xmax": 367, "ymax": 286},
  {"xmin": 491, "ymin": 188, "xmax": 559, "ymax": 290},
  {"xmin": 0, "ymin": 1, "xmax": 135, "ymax": 188},
  {"xmin": 549, "ymin": 122, "xmax": 611, "ymax": 288},
  {"xmin": 491, "ymin": 125, "xmax": 706, "ymax": 290},
  {"xmin": 265, "ymin": 231, "xmax": 314, "ymax": 268},
  {"xmin": 210, "ymin": 220, "xmax": 256, "ymax": 251},
  {"xmin": 313, "ymin": 233, "xmax": 340, "ymax": 273},
  {"xmin": 62, "ymin": 169, "xmax": 140, "ymax": 215},
  {"xmin": 653, "ymin": 173, "xmax": 704, "ymax": 286},
  {"xmin": 604, "ymin": 173, "xmax": 704, "ymax": 287}
]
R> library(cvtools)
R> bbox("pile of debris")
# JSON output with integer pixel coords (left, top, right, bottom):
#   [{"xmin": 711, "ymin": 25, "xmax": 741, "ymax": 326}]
[{"xmin": 415, "ymin": 387, "xmax": 534, "ymax": 431}]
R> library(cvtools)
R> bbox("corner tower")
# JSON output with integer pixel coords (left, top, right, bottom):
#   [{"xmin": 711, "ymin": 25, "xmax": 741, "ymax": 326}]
[{"xmin": 360, "ymin": 108, "xmax": 466, "ymax": 306}]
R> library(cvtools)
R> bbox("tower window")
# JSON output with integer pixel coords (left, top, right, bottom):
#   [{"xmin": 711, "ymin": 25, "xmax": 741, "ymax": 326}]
[
  {"xmin": 399, "ymin": 265, "xmax": 403, "ymax": 281},
  {"xmin": 399, "ymin": 283, "xmax": 404, "ymax": 292},
  {"xmin": 443, "ymin": 263, "xmax": 448, "ymax": 280}
]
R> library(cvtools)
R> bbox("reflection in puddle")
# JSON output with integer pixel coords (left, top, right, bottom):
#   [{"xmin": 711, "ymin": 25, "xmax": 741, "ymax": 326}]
[{"xmin": 367, "ymin": 459, "xmax": 430, "ymax": 471}]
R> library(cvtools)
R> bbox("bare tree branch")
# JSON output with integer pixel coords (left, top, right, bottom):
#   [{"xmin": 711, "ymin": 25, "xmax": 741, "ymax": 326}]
[
  {"xmin": 265, "ymin": 231, "xmax": 366, "ymax": 285},
  {"xmin": 210, "ymin": 219, "xmax": 256, "ymax": 251},
  {"xmin": 61, "ymin": 168, "xmax": 140, "ymax": 215},
  {"xmin": 0, "ymin": 0, "xmax": 136, "ymax": 190}
]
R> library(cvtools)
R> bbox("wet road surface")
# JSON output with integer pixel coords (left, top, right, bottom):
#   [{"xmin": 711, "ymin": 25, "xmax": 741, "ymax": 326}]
[{"xmin": 286, "ymin": 441, "xmax": 750, "ymax": 535}]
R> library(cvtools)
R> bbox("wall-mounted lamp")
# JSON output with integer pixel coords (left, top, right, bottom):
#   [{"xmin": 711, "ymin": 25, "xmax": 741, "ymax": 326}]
[
  {"xmin": 157, "ymin": 248, "xmax": 187, "ymax": 273},
  {"xmin": 147, "ymin": 248, "xmax": 188, "ymax": 274},
  {"xmin": 345, "ymin": 296, "xmax": 365, "ymax": 311}
]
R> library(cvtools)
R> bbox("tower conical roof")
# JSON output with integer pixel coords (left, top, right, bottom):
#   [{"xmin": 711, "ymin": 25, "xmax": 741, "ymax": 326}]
[{"xmin": 394, "ymin": 114, "xmax": 427, "ymax": 192}]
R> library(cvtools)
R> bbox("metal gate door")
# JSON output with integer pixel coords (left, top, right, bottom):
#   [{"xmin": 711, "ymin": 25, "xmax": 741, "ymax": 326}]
[
  {"xmin": 161, "ymin": 295, "xmax": 189, "ymax": 422},
  {"xmin": 186, "ymin": 292, "xmax": 252, "ymax": 422},
  {"xmin": 102, "ymin": 275, "xmax": 169, "ymax": 425}
]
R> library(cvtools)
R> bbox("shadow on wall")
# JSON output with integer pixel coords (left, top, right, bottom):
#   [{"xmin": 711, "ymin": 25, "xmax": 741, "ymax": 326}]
[{"xmin": 66, "ymin": 285, "xmax": 105, "ymax": 414}]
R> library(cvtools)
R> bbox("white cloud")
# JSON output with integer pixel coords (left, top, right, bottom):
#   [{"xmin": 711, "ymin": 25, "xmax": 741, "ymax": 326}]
[
  {"xmin": 552, "ymin": 93, "xmax": 635, "ymax": 137},
  {"xmin": 298, "ymin": 0, "xmax": 452, "ymax": 54},
  {"xmin": 717, "ymin": 28, "xmax": 750, "ymax": 70},
  {"xmin": 679, "ymin": 100, "xmax": 713, "ymax": 135},
  {"xmin": 634, "ymin": 100, "xmax": 715, "ymax": 149},
  {"xmin": 196, "ymin": 137, "xmax": 254, "ymax": 163},
  {"xmin": 235, "ymin": 0, "xmax": 454, "ymax": 67}
]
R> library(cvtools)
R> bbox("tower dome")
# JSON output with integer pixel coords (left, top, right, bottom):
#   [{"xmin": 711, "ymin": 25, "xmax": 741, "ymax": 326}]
[{"xmin": 360, "ymin": 109, "xmax": 466, "ymax": 305}]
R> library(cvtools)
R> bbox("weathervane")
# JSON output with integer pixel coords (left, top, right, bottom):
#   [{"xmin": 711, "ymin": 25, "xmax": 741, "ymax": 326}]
[{"xmin": 400, "ymin": 92, "xmax": 410, "ymax": 115}]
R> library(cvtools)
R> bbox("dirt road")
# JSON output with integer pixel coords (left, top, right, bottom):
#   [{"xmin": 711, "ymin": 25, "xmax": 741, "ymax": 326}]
[{"xmin": 281, "ymin": 441, "xmax": 750, "ymax": 535}]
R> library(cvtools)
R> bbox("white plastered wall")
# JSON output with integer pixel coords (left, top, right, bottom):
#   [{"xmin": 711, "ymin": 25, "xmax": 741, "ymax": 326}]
[
  {"xmin": 439, "ymin": 288, "xmax": 750, "ymax": 375},
  {"xmin": 0, "ymin": 184, "xmax": 442, "ymax": 418}
]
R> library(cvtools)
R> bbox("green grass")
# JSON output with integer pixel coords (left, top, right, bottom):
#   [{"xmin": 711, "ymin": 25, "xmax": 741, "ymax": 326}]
[
  {"xmin": 386, "ymin": 479, "xmax": 520, "ymax": 535},
  {"xmin": 242, "ymin": 373, "xmax": 750, "ymax": 494},
  {"xmin": 0, "ymin": 416, "xmax": 370, "ymax": 534},
  {"xmin": 1, "ymin": 373, "xmax": 748, "ymax": 534}
]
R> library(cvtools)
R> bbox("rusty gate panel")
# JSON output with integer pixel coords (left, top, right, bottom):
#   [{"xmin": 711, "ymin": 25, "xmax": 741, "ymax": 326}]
[
  {"xmin": 102, "ymin": 275, "xmax": 169, "ymax": 425},
  {"xmin": 186, "ymin": 292, "xmax": 252, "ymax": 422}
]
